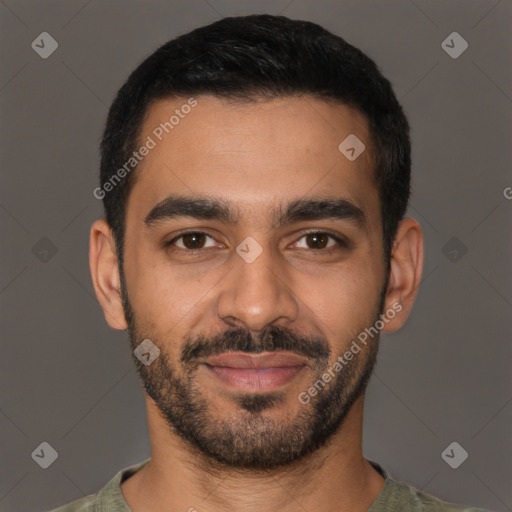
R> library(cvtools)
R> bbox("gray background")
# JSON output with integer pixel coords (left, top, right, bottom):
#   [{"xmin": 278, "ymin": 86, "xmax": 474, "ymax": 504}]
[{"xmin": 1, "ymin": 0, "xmax": 511, "ymax": 511}]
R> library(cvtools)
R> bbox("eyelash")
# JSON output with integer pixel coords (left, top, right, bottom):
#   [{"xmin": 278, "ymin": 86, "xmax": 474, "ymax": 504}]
[{"xmin": 164, "ymin": 230, "xmax": 349, "ymax": 255}]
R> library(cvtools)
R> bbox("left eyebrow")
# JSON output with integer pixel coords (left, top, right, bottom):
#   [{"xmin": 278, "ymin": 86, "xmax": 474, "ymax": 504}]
[
  {"xmin": 272, "ymin": 197, "xmax": 367, "ymax": 230},
  {"xmin": 144, "ymin": 194, "xmax": 367, "ymax": 230}
]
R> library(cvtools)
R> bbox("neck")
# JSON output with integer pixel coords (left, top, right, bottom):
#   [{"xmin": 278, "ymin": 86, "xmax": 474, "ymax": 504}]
[{"xmin": 121, "ymin": 394, "xmax": 385, "ymax": 512}]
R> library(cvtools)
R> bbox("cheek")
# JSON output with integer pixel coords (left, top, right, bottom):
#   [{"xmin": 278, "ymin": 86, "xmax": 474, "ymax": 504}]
[
  {"xmin": 126, "ymin": 248, "xmax": 223, "ymax": 331},
  {"xmin": 303, "ymin": 261, "xmax": 381, "ymax": 347}
]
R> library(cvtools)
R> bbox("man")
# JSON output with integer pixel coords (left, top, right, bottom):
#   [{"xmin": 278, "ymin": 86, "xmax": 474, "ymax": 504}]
[{"xmin": 52, "ymin": 14, "xmax": 488, "ymax": 512}]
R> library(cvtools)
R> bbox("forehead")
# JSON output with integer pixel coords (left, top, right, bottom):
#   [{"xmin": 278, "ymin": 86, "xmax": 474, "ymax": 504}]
[{"xmin": 126, "ymin": 94, "xmax": 378, "ymax": 227}]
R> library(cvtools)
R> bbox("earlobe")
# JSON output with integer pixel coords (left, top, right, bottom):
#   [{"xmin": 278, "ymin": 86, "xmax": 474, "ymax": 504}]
[
  {"xmin": 89, "ymin": 219, "xmax": 128, "ymax": 331},
  {"xmin": 380, "ymin": 218, "xmax": 424, "ymax": 333}
]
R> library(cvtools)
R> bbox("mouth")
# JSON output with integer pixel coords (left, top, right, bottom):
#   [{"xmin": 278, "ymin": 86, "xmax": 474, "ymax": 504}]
[{"xmin": 200, "ymin": 351, "xmax": 308, "ymax": 392}]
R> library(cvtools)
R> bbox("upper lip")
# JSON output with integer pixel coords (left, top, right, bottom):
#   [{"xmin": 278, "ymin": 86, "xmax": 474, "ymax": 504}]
[{"xmin": 202, "ymin": 351, "xmax": 308, "ymax": 369}]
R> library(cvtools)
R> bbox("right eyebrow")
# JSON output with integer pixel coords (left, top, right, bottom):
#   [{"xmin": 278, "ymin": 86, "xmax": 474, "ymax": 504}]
[{"xmin": 144, "ymin": 195, "xmax": 238, "ymax": 228}]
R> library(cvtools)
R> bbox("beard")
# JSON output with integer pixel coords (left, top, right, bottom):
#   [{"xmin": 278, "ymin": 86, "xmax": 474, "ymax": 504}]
[{"xmin": 119, "ymin": 269, "xmax": 385, "ymax": 471}]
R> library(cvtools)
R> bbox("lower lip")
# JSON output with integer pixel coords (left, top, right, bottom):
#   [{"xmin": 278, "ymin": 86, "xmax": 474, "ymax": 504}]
[{"xmin": 204, "ymin": 364, "xmax": 305, "ymax": 392}]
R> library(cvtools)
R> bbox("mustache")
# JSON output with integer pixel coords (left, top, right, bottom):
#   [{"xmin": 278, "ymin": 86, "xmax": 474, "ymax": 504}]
[{"xmin": 180, "ymin": 325, "xmax": 330, "ymax": 365}]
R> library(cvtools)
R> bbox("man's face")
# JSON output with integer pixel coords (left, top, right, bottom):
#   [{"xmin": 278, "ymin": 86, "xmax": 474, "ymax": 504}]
[{"xmin": 120, "ymin": 95, "xmax": 387, "ymax": 469}]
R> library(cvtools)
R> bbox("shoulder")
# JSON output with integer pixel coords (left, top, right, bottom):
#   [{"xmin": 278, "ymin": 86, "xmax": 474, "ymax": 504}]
[
  {"xmin": 394, "ymin": 478, "xmax": 491, "ymax": 511},
  {"xmin": 48, "ymin": 495, "xmax": 96, "ymax": 511},
  {"xmin": 369, "ymin": 461, "xmax": 491, "ymax": 512},
  {"xmin": 47, "ymin": 457, "xmax": 151, "ymax": 512}
]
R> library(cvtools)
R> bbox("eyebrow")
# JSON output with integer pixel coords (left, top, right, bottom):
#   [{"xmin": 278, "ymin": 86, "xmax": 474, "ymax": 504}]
[{"xmin": 144, "ymin": 194, "xmax": 366, "ymax": 230}]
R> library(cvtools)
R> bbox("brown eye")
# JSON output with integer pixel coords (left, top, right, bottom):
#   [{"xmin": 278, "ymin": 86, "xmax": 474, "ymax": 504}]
[
  {"xmin": 182, "ymin": 232, "xmax": 206, "ymax": 249},
  {"xmin": 295, "ymin": 231, "xmax": 344, "ymax": 251},
  {"xmin": 167, "ymin": 232, "xmax": 217, "ymax": 251},
  {"xmin": 305, "ymin": 232, "xmax": 330, "ymax": 249}
]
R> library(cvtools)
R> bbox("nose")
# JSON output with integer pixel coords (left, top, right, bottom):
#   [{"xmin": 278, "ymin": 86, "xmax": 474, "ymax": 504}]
[{"xmin": 216, "ymin": 241, "xmax": 299, "ymax": 332}]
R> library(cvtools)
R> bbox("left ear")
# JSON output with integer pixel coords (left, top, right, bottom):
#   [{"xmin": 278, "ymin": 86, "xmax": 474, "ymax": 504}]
[{"xmin": 380, "ymin": 218, "xmax": 424, "ymax": 333}]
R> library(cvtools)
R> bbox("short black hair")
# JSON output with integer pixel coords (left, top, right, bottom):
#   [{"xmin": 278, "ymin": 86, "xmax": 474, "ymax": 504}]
[{"xmin": 99, "ymin": 14, "xmax": 410, "ymax": 275}]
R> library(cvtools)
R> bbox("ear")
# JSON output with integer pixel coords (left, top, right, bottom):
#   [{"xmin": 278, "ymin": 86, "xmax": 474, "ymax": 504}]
[
  {"xmin": 380, "ymin": 218, "xmax": 424, "ymax": 333},
  {"xmin": 89, "ymin": 219, "xmax": 128, "ymax": 330}
]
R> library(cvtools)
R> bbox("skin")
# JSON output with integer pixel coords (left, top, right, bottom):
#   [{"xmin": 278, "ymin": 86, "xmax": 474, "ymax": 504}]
[{"xmin": 89, "ymin": 95, "xmax": 423, "ymax": 512}]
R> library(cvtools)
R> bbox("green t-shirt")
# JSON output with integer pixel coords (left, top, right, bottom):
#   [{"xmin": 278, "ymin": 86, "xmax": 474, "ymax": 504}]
[{"xmin": 49, "ymin": 458, "xmax": 490, "ymax": 512}]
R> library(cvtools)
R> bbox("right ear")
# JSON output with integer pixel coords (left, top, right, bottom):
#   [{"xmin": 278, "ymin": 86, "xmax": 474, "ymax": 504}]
[{"xmin": 89, "ymin": 219, "xmax": 128, "ymax": 330}]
